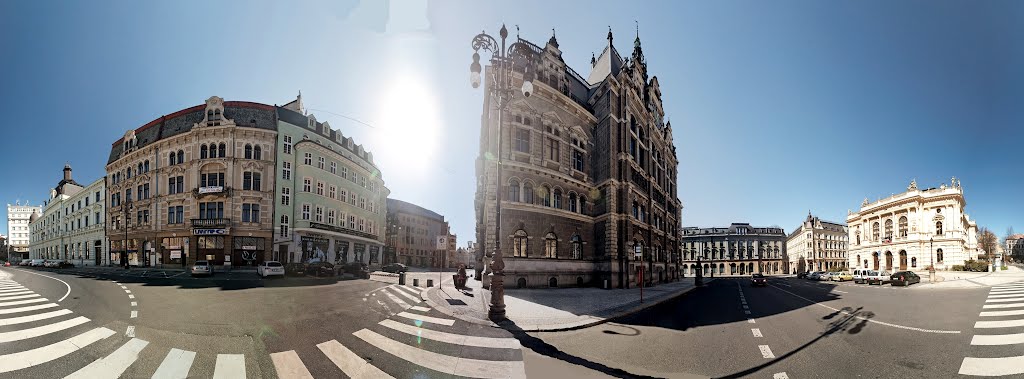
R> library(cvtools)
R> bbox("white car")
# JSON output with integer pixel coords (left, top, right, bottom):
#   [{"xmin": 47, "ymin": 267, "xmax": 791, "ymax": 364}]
[
  {"xmin": 257, "ymin": 261, "xmax": 285, "ymax": 278},
  {"xmin": 852, "ymin": 268, "xmax": 869, "ymax": 284},
  {"xmin": 191, "ymin": 261, "xmax": 213, "ymax": 276},
  {"xmin": 819, "ymin": 272, "xmax": 833, "ymax": 281},
  {"xmin": 30, "ymin": 259, "xmax": 45, "ymax": 267},
  {"xmin": 866, "ymin": 270, "xmax": 891, "ymax": 285}
]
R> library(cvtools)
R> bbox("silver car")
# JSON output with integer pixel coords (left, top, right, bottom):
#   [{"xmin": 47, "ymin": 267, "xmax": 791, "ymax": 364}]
[{"xmin": 191, "ymin": 261, "xmax": 213, "ymax": 276}]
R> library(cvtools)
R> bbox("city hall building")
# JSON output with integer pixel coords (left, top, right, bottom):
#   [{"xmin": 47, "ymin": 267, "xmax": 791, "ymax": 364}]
[
  {"xmin": 474, "ymin": 30, "xmax": 682, "ymax": 288},
  {"xmin": 680, "ymin": 224, "xmax": 788, "ymax": 276},
  {"xmin": 28, "ymin": 165, "xmax": 108, "ymax": 266},
  {"xmin": 105, "ymin": 96, "xmax": 277, "ymax": 268},
  {"xmin": 846, "ymin": 179, "xmax": 978, "ymax": 272},
  {"xmin": 786, "ymin": 212, "xmax": 849, "ymax": 273}
]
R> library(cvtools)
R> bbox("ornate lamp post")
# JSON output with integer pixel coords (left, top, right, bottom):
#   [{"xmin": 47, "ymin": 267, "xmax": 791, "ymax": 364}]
[
  {"xmin": 929, "ymin": 236, "xmax": 936, "ymax": 283},
  {"xmin": 469, "ymin": 24, "xmax": 537, "ymax": 321}
]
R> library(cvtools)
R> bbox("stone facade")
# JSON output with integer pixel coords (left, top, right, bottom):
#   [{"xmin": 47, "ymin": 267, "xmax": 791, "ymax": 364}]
[
  {"xmin": 680, "ymin": 224, "xmax": 788, "ymax": 277},
  {"xmin": 29, "ymin": 166, "xmax": 107, "ymax": 266},
  {"xmin": 1007, "ymin": 234, "xmax": 1024, "ymax": 261},
  {"xmin": 786, "ymin": 212, "xmax": 849, "ymax": 273},
  {"xmin": 272, "ymin": 96, "xmax": 388, "ymax": 267},
  {"xmin": 386, "ymin": 198, "xmax": 451, "ymax": 268},
  {"xmin": 6, "ymin": 202, "xmax": 42, "ymax": 260},
  {"xmin": 474, "ymin": 29, "xmax": 682, "ymax": 289},
  {"xmin": 105, "ymin": 96, "xmax": 277, "ymax": 268},
  {"xmin": 847, "ymin": 178, "xmax": 978, "ymax": 271}
]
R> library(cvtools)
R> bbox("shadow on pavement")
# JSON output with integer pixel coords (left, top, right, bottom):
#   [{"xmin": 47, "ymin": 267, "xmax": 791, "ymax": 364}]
[
  {"xmin": 501, "ymin": 319, "xmax": 662, "ymax": 379},
  {"xmin": 26, "ymin": 267, "xmax": 359, "ymax": 290}
]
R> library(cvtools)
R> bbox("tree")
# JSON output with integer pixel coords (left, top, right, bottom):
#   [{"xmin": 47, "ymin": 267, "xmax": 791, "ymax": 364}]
[{"xmin": 978, "ymin": 227, "xmax": 999, "ymax": 263}]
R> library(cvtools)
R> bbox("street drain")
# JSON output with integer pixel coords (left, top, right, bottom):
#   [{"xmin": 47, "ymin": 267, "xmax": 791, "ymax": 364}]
[{"xmin": 446, "ymin": 299, "xmax": 467, "ymax": 306}]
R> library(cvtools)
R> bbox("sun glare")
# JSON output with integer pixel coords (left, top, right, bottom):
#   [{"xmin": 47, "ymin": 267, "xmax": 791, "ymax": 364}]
[{"xmin": 373, "ymin": 72, "xmax": 442, "ymax": 175}]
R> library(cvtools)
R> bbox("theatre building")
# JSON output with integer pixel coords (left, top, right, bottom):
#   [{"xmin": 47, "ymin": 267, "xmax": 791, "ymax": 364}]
[{"xmin": 105, "ymin": 96, "xmax": 277, "ymax": 267}]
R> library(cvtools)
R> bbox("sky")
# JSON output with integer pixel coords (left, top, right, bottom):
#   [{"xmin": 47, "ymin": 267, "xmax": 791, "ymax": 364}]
[{"xmin": 1, "ymin": 0, "xmax": 1022, "ymax": 243}]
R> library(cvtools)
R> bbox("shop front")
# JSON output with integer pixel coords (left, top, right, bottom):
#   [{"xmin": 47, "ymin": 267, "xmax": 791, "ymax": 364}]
[
  {"xmin": 160, "ymin": 237, "xmax": 191, "ymax": 268},
  {"xmin": 232, "ymin": 236, "xmax": 266, "ymax": 267},
  {"xmin": 300, "ymin": 236, "xmax": 330, "ymax": 263},
  {"xmin": 197, "ymin": 236, "xmax": 227, "ymax": 265}
]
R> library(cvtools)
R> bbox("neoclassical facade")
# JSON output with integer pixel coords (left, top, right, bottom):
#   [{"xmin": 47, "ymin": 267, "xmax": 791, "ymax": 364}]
[
  {"xmin": 105, "ymin": 96, "xmax": 277, "ymax": 267},
  {"xmin": 272, "ymin": 96, "xmax": 389, "ymax": 267},
  {"xmin": 28, "ymin": 165, "xmax": 107, "ymax": 266},
  {"xmin": 474, "ymin": 30, "xmax": 682, "ymax": 288},
  {"xmin": 786, "ymin": 212, "xmax": 848, "ymax": 273},
  {"xmin": 680, "ymin": 224, "xmax": 787, "ymax": 277},
  {"xmin": 847, "ymin": 179, "xmax": 978, "ymax": 271}
]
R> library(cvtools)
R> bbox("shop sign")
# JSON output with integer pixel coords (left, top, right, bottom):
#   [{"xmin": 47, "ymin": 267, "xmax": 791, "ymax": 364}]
[
  {"xmin": 242, "ymin": 245, "xmax": 257, "ymax": 250},
  {"xmin": 198, "ymin": 186, "xmax": 224, "ymax": 194},
  {"xmin": 193, "ymin": 228, "xmax": 227, "ymax": 235},
  {"xmin": 170, "ymin": 250, "xmax": 181, "ymax": 259}
]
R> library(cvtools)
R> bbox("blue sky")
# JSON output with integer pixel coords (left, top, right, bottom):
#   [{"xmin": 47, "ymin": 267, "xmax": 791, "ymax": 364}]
[{"xmin": 1, "ymin": 0, "xmax": 1022, "ymax": 243}]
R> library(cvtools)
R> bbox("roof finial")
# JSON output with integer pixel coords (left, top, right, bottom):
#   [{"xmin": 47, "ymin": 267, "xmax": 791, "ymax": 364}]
[
  {"xmin": 607, "ymin": 26, "xmax": 613, "ymax": 43},
  {"xmin": 635, "ymin": 20, "xmax": 639, "ymax": 39},
  {"xmin": 515, "ymin": 24, "xmax": 520, "ymax": 39}
]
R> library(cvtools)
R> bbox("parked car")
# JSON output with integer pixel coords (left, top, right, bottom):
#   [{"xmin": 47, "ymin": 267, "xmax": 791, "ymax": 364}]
[
  {"xmin": 890, "ymin": 271, "xmax": 921, "ymax": 286},
  {"xmin": 808, "ymin": 271, "xmax": 821, "ymax": 280},
  {"xmin": 751, "ymin": 273, "xmax": 767, "ymax": 287},
  {"xmin": 308, "ymin": 261, "xmax": 336, "ymax": 277},
  {"xmin": 819, "ymin": 272, "xmax": 834, "ymax": 281},
  {"xmin": 42, "ymin": 260, "xmax": 59, "ymax": 268},
  {"xmin": 344, "ymin": 262, "xmax": 370, "ymax": 279},
  {"xmin": 191, "ymin": 260, "xmax": 213, "ymax": 276},
  {"xmin": 382, "ymin": 263, "xmax": 408, "ymax": 274},
  {"xmin": 257, "ymin": 261, "xmax": 285, "ymax": 278},
  {"xmin": 30, "ymin": 259, "xmax": 45, "ymax": 267},
  {"xmin": 852, "ymin": 268, "xmax": 869, "ymax": 284},
  {"xmin": 59, "ymin": 261, "xmax": 74, "ymax": 268},
  {"xmin": 796, "ymin": 271, "xmax": 808, "ymax": 279},
  {"xmin": 866, "ymin": 270, "xmax": 891, "ymax": 285},
  {"xmin": 20, "ymin": 259, "xmax": 31, "ymax": 266},
  {"xmin": 832, "ymin": 271, "xmax": 853, "ymax": 282}
]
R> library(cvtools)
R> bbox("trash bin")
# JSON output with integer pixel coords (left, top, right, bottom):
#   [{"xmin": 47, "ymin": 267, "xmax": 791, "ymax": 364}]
[
  {"xmin": 399, "ymin": 272, "xmax": 406, "ymax": 285},
  {"xmin": 427, "ymin": 279, "xmax": 434, "ymax": 287},
  {"xmin": 413, "ymin": 278, "xmax": 419, "ymax": 287}
]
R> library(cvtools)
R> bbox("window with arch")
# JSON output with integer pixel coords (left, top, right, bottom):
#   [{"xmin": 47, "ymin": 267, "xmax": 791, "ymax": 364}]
[
  {"xmin": 568, "ymin": 193, "xmax": 577, "ymax": 212},
  {"xmin": 280, "ymin": 215, "xmax": 289, "ymax": 237},
  {"xmin": 553, "ymin": 189, "xmax": 562, "ymax": 209},
  {"xmin": 245, "ymin": 144, "xmax": 253, "ymax": 159},
  {"xmin": 884, "ymin": 219, "xmax": 893, "ymax": 241},
  {"xmin": 872, "ymin": 222, "xmax": 880, "ymax": 241},
  {"xmin": 937, "ymin": 248, "xmax": 944, "ymax": 262},
  {"xmin": 523, "ymin": 182, "xmax": 534, "ymax": 204},
  {"xmin": 254, "ymin": 145, "xmax": 262, "ymax": 160},
  {"xmin": 935, "ymin": 221, "xmax": 943, "ymax": 235},
  {"xmin": 571, "ymin": 234, "xmax": 582, "ymax": 259},
  {"xmin": 579, "ymin": 196, "xmax": 587, "ymax": 215},
  {"xmin": 911, "ymin": 257, "xmax": 917, "ymax": 268},
  {"xmin": 632, "ymin": 201, "xmax": 639, "ymax": 219},
  {"xmin": 545, "ymin": 233, "xmax": 557, "ymax": 258},
  {"xmin": 899, "ymin": 216, "xmax": 908, "ymax": 237},
  {"xmin": 168, "ymin": 152, "xmax": 176, "ymax": 165},
  {"xmin": 200, "ymin": 145, "xmax": 209, "ymax": 159},
  {"xmin": 508, "ymin": 179, "xmax": 520, "ymax": 202},
  {"xmin": 513, "ymin": 230, "xmax": 528, "ymax": 257},
  {"xmin": 218, "ymin": 143, "xmax": 226, "ymax": 158},
  {"xmin": 542, "ymin": 186, "xmax": 551, "ymax": 207},
  {"xmin": 138, "ymin": 162, "xmax": 144, "ymax": 174}
]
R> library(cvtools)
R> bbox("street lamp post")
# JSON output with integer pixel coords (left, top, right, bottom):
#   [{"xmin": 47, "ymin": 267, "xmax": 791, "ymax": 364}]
[
  {"xmin": 930, "ymin": 236, "xmax": 936, "ymax": 283},
  {"xmin": 469, "ymin": 24, "xmax": 537, "ymax": 321}
]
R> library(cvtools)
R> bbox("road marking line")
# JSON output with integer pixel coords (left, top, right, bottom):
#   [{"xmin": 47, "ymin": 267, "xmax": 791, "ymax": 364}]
[
  {"xmin": 131, "ymin": 302, "xmax": 137, "ymax": 307},
  {"xmin": 409, "ymin": 306, "xmax": 430, "ymax": 312},
  {"xmin": 0, "ymin": 309, "xmax": 72, "ymax": 326},
  {"xmin": 11, "ymin": 268, "xmax": 72, "ymax": 302},
  {"xmin": 125, "ymin": 326, "xmax": 135, "ymax": 337},
  {"xmin": 769, "ymin": 283, "xmax": 960, "ymax": 334},
  {"xmin": 742, "ymin": 305, "xmax": 749, "ymax": 310},
  {"xmin": 383, "ymin": 289, "xmax": 411, "ymax": 309},
  {"xmin": 0, "ymin": 293, "xmax": 39, "ymax": 301},
  {"xmin": 774, "ymin": 372, "xmax": 789, "ymax": 379},
  {"xmin": 0, "ymin": 327, "xmax": 114, "ymax": 373},
  {"xmin": 971, "ymin": 332, "xmax": 1024, "ymax": 345},
  {"xmin": 980, "ymin": 309, "xmax": 1024, "ymax": 317},
  {"xmin": 0, "ymin": 287, "xmax": 27, "ymax": 293},
  {"xmin": 0, "ymin": 315, "xmax": 90, "ymax": 343},
  {"xmin": 0, "ymin": 297, "xmax": 47, "ymax": 307},
  {"xmin": 960, "ymin": 355, "xmax": 1024, "ymax": 376},
  {"xmin": 213, "ymin": 354, "xmax": 246, "ymax": 379},
  {"xmin": 394, "ymin": 285, "xmax": 422, "ymax": 297},
  {"xmin": 986, "ymin": 297, "xmax": 1024, "ymax": 303},
  {"xmin": 124, "ymin": 289, "xmax": 131, "ymax": 294},
  {"xmin": 128, "ymin": 294, "xmax": 135, "ymax": 299},
  {"xmin": 988, "ymin": 293, "xmax": 1024, "ymax": 298},
  {"xmin": 379, "ymin": 319, "xmax": 521, "ymax": 349},
  {"xmin": 983, "ymin": 303, "xmax": 1024, "ymax": 309},
  {"xmin": 130, "ymin": 311, "xmax": 138, "ymax": 318},
  {"xmin": 270, "ymin": 350, "xmax": 314, "ymax": 379},
  {"xmin": 389, "ymin": 285, "xmax": 420, "ymax": 303},
  {"xmin": 748, "ymin": 318, "xmax": 756, "ymax": 324},
  {"xmin": 834, "ymin": 290, "xmax": 849, "ymax": 293},
  {"xmin": 0, "ymin": 290, "xmax": 33, "ymax": 297},
  {"xmin": 354, "ymin": 329, "xmax": 526, "ymax": 379},
  {"xmin": 752, "ymin": 328, "xmax": 763, "ymax": 337},
  {"xmin": 317, "ymin": 339, "xmax": 395, "ymax": 379},
  {"xmin": 152, "ymin": 348, "xmax": 197, "ymax": 379},
  {"xmin": 744, "ymin": 310, "xmax": 751, "ymax": 314},
  {"xmin": 395, "ymin": 312, "xmax": 455, "ymax": 326},
  {"xmin": 66, "ymin": 337, "xmax": 149, "ymax": 379},
  {"xmin": 759, "ymin": 345, "xmax": 775, "ymax": 359},
  {"xmin": 0, "ymin": 303, "xmax": 57, "ymax": 315},
  {"xmin": 975, "ymin": 319, "xmax": 1024, "ymax": 328}
]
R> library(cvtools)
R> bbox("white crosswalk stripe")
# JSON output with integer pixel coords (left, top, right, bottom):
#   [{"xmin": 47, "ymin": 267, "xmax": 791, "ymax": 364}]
[
  {"xmin": 0, "ymin": 309, "xmax": 72, "ymax": 326},
  {"xmin": 959, "ymin": 282, "xmax": 1024, "ymax": 376},
  {"xmin": 213, "ymin": 354, "xmax": 246, "ymax": 379},
  {"xmin": 389, "ymin": 285, "xmax": 420, "ymax": 303},
  {"xmin": 0, "ymin": 303, "xmax": 57, "ymax": 315},
  {"xmin": 0, "ymin": 327, "xmax": 115, "ymax": 373},
  {"xmin": 65, "ymin": 337, "xmax": 149, "ymax": 379},
  {"xmin": 0, "ymin": 293, "xmax": 40, "ymax": 302},
  {"xmin": 270, "ymin": 350, "xmax": 314, "ymax": 379},
  {"xmin": 152, "ymin": 348, "xmax": 197, "ymax": 379},
  {"xmin": 0, "ymin": 316, "xmax": 90, "ymax": 343},
  {"xmin": 382, "ymin": 289, "xmax": 410, "ymax": 309},
  {"xmin": 317, "ymin": 339, "xmax": 395, "ymax": 379},
  {"xmin": 354, "ymin": 329, "xmax": 526, "ymax": 379}
]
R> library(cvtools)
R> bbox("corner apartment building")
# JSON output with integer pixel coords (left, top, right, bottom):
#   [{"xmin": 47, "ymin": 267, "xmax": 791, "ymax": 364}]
[
  {"xmin": 786, "ymin": 212, "xmax": 848, "ymax": 273},
  {"xmin": 6, "ymin": 202, "xmax": 42, "ymax": 261},
  {"xmin": 680, "ymin": 224, "xmax": 788, "ymax": 276},
  {"xmin": 29, "ymin": 165, "xmax": 107, "ymax": 266},
  {"xmin": 386, "ymin": 198, "xmax": 452, "ymax": 268}
]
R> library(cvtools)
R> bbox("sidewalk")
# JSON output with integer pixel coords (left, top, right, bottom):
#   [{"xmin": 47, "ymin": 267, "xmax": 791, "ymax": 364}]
[
  {"xmin": 422, "ymin": 275, "xmax": 706, "ymax": 331},
  {"xmin": 911, "ymin": 265, "xmax": 1024, "ymax": 289}
]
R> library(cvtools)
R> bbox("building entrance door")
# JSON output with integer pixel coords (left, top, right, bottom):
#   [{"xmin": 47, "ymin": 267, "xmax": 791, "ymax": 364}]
[
  {"xmin": 885, "ymin": 252, "xmax": 893, "ymax": 271},
  {"xmin": 899, "ymin": 251, "xmax": 908, "ymax": 271},
  {"xmin": 873, "ymin": 253, "xmax": 879, "ymax": 270}
]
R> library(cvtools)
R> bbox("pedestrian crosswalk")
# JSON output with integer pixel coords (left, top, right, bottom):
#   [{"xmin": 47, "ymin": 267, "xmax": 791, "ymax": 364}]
[
  {"xmin": 959, "ymin": 282, "xmax": 1024, "ymax": 376},
  {"xmin": 268, "ymin": 283, "xmax": 526, "ymax": 379}
]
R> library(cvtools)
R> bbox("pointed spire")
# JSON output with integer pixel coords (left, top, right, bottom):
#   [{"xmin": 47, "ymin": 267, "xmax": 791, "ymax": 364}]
[{"xmin": 607, "ymin": 26, "xmax": 613, "ymax": 44}]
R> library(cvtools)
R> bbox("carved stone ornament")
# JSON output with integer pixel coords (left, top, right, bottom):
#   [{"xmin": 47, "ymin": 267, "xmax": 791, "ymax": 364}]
[
  {"xmin": 862, "ymin": 198, "xmax": 870, "ymax": 207},
  {"xmin": 908, "ymin": 179, "xmax": 918, "ymax": 191}
]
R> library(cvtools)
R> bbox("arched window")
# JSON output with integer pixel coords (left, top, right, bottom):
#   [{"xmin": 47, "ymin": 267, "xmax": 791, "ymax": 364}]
[
  {"xmin": 568, "ymin": 193, "xmax": 577, "ymax": 212},
  {"xmin": 523, "ymin": 182, "xmax": 534, "ymax": 204},
  {"xmin": 542, "ymin": 186, "xmax": 551, "ymax": 207},
  {"xmin": 137, "ymin": 162, "xmax": 144, "ymax": 174},
  {"xmin": 218, "ymin": 143, "xmax": 226, "ymax": 158},
  {"xmin": 553, "ymin": 189, "xmax": 562, "ymax": 209},
  {"xmin": 579, "ymin": 196, "xmax": 587, "ymax": 215},
  {"xmin": 169, "ymin": 152, "xmax": 176, "ymax": 165},
  {"xmin": 545, "ymin": 233, "xmax": 557, "ymax": 258},
  {"xmin": 884, "ymin": 219, "xmax": 893, "ymax": 241},
  {"xmin": 201, "ymin": 145, "xmax": 209, "ymax": 159},
  {"xmin": 632, "ymin": 201, "xmax": 639, "ymax": 219},
  {"xmin": 176, "ymin": 150, "xmax": 184, "ymax": 164},
  {"xmin": 872, "ymin": 222, "xmax": 880, "ymax": 241},
  {"xmin": 911, "ymin": 257, "xmax": 917, "ymax": 268},
  {"xmin": 935, "ymin": 221, "xmax": 943, "ymax": 235},
  {"xmin": 513, "ymin": 229, "xmax": 528, "ymax": 257},
  {"xmin": 571, "ymin": 234, "xmax": 582, "ymax": 259},
  {"xmin": 244, "ymin": 144, "xmax": 253, "ymax": 159},
  {"xmin": 254, "ymin": 146, "xmax": 262, "ymax": 160},
  {"xmin": 508, "ymin": 179, "xmax": 520, "ymax": 202},
  {"xmin": 899, "ymin": 216, "xmax": 908, "ymax": 237},
  {"xmin": 937, "ymin": 248, "xmax": 944, "ymax": 262}
]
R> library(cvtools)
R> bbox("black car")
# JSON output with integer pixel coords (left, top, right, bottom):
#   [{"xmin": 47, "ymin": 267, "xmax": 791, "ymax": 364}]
[
  {"xmin": 751, "ymin": 273, "xmax": 767, "ymax": 286},
  {"xmin": 382, "ymin": 263, "xmax": 408, "ymax": 273},
  {"xmin": 796, "ymin": 272, "xmax": 808, "ymax": 279},
  {"xmin": 344, "ymin": 262, "xmax": 370, "ymax": 279},
  {"xmin": 890, "ymin": 271, "xmax": 921, "ymax": 286}
]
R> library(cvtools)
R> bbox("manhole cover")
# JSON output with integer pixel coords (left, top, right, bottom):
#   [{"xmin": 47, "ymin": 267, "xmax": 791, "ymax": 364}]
[{"xmin": 446, "ymin": 299, "xmax": 467, "ymax": 306}]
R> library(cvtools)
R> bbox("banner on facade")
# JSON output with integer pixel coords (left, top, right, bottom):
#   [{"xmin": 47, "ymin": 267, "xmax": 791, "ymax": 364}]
[
  {"xmin": 198, "ymin": 186, "xmax": 224, "ymax": 194},
  {"xmin": 301, "ymin": 236, "xmax": 329, "ymax": 263}
]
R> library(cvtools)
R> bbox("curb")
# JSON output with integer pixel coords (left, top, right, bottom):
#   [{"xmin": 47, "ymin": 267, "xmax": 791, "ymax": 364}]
[{"xmin": 423, "ymin": 279, "xmax": 712, "ymax": 332}]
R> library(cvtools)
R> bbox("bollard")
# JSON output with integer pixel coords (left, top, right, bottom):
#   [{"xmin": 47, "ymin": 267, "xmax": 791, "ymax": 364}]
[
  {"xmin": 399, "ymin": 272, "xmax": 406, "ymax": 285},
  {"xmin": 427, "ymin": 279, "xmax": 434, "ymax": 287},
  {"xmin": 413, "ymin": 278, "xmax": 419, "ymax": 287}
]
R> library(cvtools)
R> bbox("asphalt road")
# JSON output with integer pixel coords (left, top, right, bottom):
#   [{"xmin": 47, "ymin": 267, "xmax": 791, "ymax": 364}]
[
  {"xmin": 526, "ymin": 276, "xmax": 1004, "ymax": 379},
  {"xmin": 0, "ymin": 266, "xmax": 524, "ymax": 379}
]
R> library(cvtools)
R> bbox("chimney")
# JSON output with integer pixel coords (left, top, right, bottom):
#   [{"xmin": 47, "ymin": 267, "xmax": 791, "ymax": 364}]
[{"xmin": 63, "ymin": 163, "xmax": 72, "ymax": 181}]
